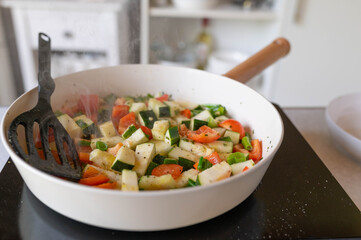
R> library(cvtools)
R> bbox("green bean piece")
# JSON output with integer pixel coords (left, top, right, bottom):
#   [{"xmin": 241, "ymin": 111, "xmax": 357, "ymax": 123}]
[
  {"xmin": 96, "ymin": 141, "xmax": 108, "ymax": 151},
  {"xmin": 242, "ymin": 135, "xmax": 253, "ymax": 151}
]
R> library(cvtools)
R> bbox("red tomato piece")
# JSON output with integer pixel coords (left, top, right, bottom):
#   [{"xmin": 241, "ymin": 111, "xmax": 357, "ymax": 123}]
[
  {"xmin": 233, "ymin": 144, "xmax": 249, "ymax": 154},
  {"xmin": 94, "ymin": 182, "xmax": 117, "ymax": 189},
  {"xmin": 79, "ymin": 173, "xmax": 109, "ymax": 186},
  {"xmin": 187, "ymin": 126, "xmax": 220, "ymax": 143},
  {"xmin": 82, "ymin": 166, "xmax": 100, "ymax": 178},
  {"xmin": 248, "ymin": 139, "xmax": 262, "ymax": 163},
  {"xmin": 219, "ymin": 119, "xmax": 245, "ymax": 139},
  {"xmin": 112, "ymin": 105, "xmax": 130, "ymax": 129},
  {"xmin": 180, "ymin": 109, "xmax": 191, "ymax": 119},
  {"xmin": 118, "ymin": 112, "xmax": 136, "ymax": 135},
  {"xmin": 179, "ymin": 124, "xmax": 189, "ymax": 137},
  {"xmin": 205, "ymin": 152, "xmax": 222, "ymax": 165},
  {"xmin": 152, "ymin": 164, "xmax": 183, "ymax": 179},
  {"xmin": 78, "ymin": 152, "xmax": 92, "ymax": 164},
  {"xmin": 140, "ymin": 126, "xmax": 152, "ymax": 139},
  {"xmin": 155, "ymin": 94, "xmax": 169, "ymax": 102}
]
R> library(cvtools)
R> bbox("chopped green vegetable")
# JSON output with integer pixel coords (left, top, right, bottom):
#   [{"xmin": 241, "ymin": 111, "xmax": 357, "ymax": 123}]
[
  {"xmin": 187, "ymin": 176, "xmax": 201, "ymax": 187},
  {"xmin": 163, "ymin": 158, "xmax": 178, "ymax": 164},
  {"xmin": 152, "ymin": 154, "xmax": 166, "ymax": 165},
  {"xmin": 241, "ymin": 135, "xmax": 253, "ymax": 151},
  {"xmin": 202, "ymin": 104, "xmax": 227, "ymax": 117},
  {"xmin": 75, "ymin": 119, "xmax": 88, "ymax": 130},
  {"xmin": 218, "ymin": 136, "xmax": 233, "ymax": 142},
  {"xmin": 145, "ymin": 161, "xmax": 159, "ymax": 175},
  {"xmin": 227, "ymin": 152, "xmax": 248, "ymax": 165},
  {"xmin": 197, "ymin": 157, "xmax": 213, "ymax": 171},
  {"xmin": 178, "ymin": 157, "xmax": 195, "ymax": 171},
  {"xmin": 96, "ymin": 141, "xmax": 108, "ymax": 151}
]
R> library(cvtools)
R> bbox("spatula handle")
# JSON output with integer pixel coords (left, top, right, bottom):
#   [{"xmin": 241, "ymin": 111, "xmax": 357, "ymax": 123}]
[
  {"xmin": 223, "ymin": 38, "xmax": 290, "ymax": 83},
  {"xmin": 38, "ymin": 33, "xmax": 55, "ymax": 101}
]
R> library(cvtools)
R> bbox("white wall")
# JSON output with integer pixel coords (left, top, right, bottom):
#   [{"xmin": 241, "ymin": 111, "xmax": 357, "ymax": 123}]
[
  {"xmin": 0, "ymin": 10, "xmax": 16, "ymax": 106},
  {"xmin": 271, "ymin": 0, "xmax": 361, "ymax": 107}
]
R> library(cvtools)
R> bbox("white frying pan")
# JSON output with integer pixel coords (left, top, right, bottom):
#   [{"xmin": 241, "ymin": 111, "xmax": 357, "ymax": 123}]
[{"xmin": 1, "ymin": 38, "xmax": 290, "ymax": 231}]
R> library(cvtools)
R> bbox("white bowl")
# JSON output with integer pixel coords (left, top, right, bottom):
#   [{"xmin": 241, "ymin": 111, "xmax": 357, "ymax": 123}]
[
  {"xmin": 207, "ymin": 50, "xmax": 250, "ymax": 75},
  {"xmin": 325, "ymin": 92, "xmax": 361, "ymax": 162},
  {"xmin": 1, "ymin": 65, "xmax": 283, "ymax": 231}
]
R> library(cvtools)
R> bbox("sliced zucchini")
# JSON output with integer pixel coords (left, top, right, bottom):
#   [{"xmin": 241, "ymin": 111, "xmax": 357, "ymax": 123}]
[
  {"xmin": 231, "ymin": 160, "xmax": 255, "ymax": 175},
  {"xmin": 89, "ymin": 149, "xmax": 116, "ymax": 170},
  {"xmin": 139, "ymin": 174, "xmax": 176, "ymax": 190},
  {"xmin": 198, "ymin": 162, "xmax": 232, "ymax": 186},
  {"xmin": 163, "ymin": 158, "xmax": 178, "ymax": 164},
  {"xmin": 192, "ymin": 109, "xmax": 214, "ymax": 122},
  {"xmin": 215, "ymin": 115, "xmax": 229, "ymax": 125},
  {"xmin": 98, "ymin": 121, "xmax": 117, "ymax": 138},
  {"xmin": 168, "ymin": 146, "xmax": 199, "ymax": 162},
  {"xmin": 129, "ymin": 102, "xmax": 147, "ymax": 115},
  {"xmin": 145, "ymin": 161, "xmax": 159, "ymax": 175},
  {"xmin": 152, "ymin": 154, "xmax": 166, "ymax": 165},
  {"xmin": 181, "ymin": 120, "xmax": 191, "ymax": 129},
  {"xmin": 148, "ymin": 98, "xmax": 171, "ymax": 118},
  {"xmin": 73, "ymin": 114, "xmax": 96, "ymax": 137},
  {"xmin": 138, "ymin": 110, "xmax": 158, "ymax": 129},
  {"xmin": 175, "ymin": 169, "xmax": 198, "ymax": 188},
  {"xmin": 57, "ymin": 114, "xmax": 82, "ymax": 139},
  {"xmin": 179, "ymin": 138, "xmax": 214, "ymax": 157},
  {"xmin": 212, "ymin": 127, "xmax": 226, "ymax": 137},
  {"xmin": 123, "ymin": 128, "xmax": 149, "ymax": 149},
  {"xmin": 122, "ymin": 124, "xmax": 137, "ymax": 139},
  {"xmin": 164, "ymin": 101, "xmax": 184, "ymax": 117},
  {"xmin": 224, "ymin": 130, "xmax": 240, "ymax": 145},
  {"xmin": 149, "ymin": 139, "xmax": 173, "ymax": 155},
  {"xmin": 133, "ymin": 143, "xmax": 156, "ymax": 176},
  {"xmin": 151, "ymin": 120, "xmax": 170, "ymax": 141},
  {"xmin": 178, "ymin": 157, "xmax": 195, "ymax": 171},
  {"xmin": 207, "ymin": 140, "xmax": 233, "ymax": 153},
  {"xmin": 90, "ymin": 136, "xmax": 123, "ymax": 149},
  {"xmin": 190, "ymin": 119, "xmax": 208, "ymax": 131},
  {"xmin": 165, "ymin": 126, "xmax": 180, "ymax": 145},
  {"xmin": 121, "ymin": 169, "xmax": 139, "ymax": 191},
  {"xmin": 111, "ymin": 146, "xmax": 136, "ymax": 172}
]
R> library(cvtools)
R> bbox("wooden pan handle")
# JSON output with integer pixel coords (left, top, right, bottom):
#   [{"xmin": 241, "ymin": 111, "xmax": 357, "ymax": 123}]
[{"xmin": 223, "ymin": 37, "xmax": 291, "ymax": 83}]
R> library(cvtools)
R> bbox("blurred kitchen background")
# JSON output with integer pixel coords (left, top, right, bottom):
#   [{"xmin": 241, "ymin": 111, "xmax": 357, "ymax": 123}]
[{"xmin": 1, "ymin": 0, "xmax": 361, "ymax": 107}]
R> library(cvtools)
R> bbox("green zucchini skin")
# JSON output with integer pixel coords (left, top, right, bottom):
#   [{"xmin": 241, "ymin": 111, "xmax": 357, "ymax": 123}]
[
  {"xmin": 139, "ymin": 110, "xmax": 158, "ymax": 128},
  {"xmin": 178, "ymin": 157, "xmax": 195, "ymax": 171},
  {"xmin": 165, "ymin": 126, "xmax": 180, "ymax": 145}
]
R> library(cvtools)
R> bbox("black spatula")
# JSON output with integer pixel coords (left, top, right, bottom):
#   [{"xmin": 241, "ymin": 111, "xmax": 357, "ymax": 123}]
[{"xmin": 8, "ymin": 33, "xmax": 82, "ymax": 180}]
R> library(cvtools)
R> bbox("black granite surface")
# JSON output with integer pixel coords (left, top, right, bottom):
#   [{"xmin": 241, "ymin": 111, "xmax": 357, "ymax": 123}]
[{"xmin": 0, "ymin": 106, "xmax": 360, "ymax": 240}]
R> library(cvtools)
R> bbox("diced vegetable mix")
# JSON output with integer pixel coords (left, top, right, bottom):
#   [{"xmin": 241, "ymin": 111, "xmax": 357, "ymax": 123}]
[{"xmin": 36, "ymin": 93, "xmax": 262, "ymax": 191}]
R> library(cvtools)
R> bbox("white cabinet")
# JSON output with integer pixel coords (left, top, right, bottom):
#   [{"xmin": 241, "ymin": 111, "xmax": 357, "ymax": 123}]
[
  {"xmin": 2, "ymin": 0, "xmax": 129, "ymax": 92},
  {"xmin": 139, "ymin": 0, "xmax": 288, "ymax": 98}
]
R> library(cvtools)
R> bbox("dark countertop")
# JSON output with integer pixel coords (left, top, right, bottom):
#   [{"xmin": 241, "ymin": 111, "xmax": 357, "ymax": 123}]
[{"xmin": 1, "ymin": 106, "xmax": 360, "ymax": 239}]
